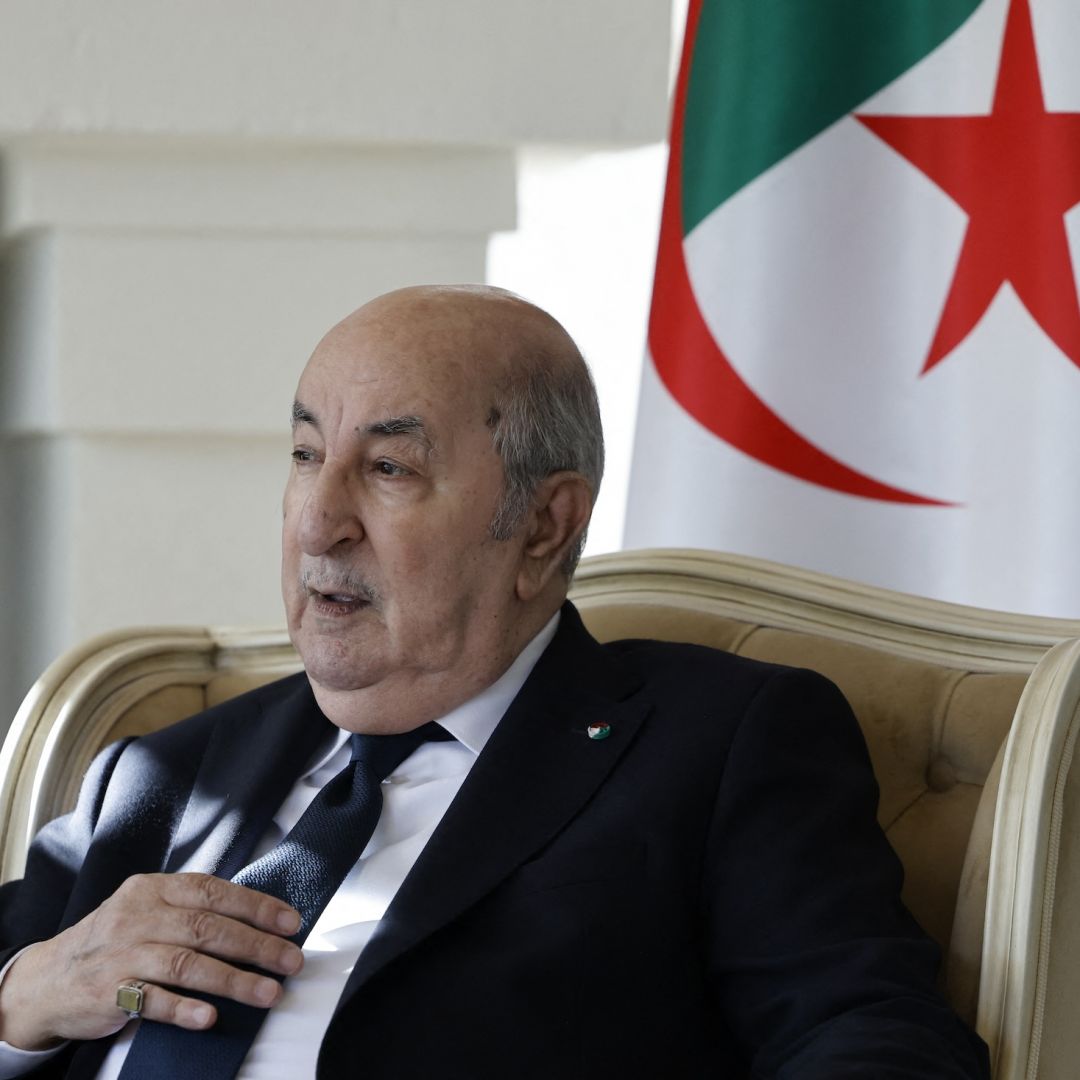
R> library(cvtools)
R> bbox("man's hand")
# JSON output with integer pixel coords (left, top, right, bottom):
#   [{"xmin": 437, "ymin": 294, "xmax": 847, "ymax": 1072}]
[{"xmin": 0, "ymin": 873, "xmax": 303, "ymax": 1051}]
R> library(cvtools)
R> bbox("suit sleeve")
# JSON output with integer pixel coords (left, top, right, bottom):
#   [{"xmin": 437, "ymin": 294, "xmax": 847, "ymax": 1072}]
[
  {"xmin": 0, "ymin": 738, "xmax": 131, "ymax": 962},
  {"xmin": 702, "ymin": 667, "xmax": 990, "ymax": 1079}
]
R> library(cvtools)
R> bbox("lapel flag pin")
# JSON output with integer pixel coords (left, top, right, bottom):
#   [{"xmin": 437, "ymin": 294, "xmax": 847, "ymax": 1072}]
[{"xmin": 586, "ymin": 721, "xmax": 612, "ymax": 741}]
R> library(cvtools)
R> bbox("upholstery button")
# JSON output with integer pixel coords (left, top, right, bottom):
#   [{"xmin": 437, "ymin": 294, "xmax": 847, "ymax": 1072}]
[{"xmin": 926, "ymin": 757, "xmax": 957, "ymax": 792}]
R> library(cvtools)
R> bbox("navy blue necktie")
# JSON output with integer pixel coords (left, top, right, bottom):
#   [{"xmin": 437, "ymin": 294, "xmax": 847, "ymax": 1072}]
[{"xmin": 117, "ymin": 722, "xmax": 448, "ymax": 1079}]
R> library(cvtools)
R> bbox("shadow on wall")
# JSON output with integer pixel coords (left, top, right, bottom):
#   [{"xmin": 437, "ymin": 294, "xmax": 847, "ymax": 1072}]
[
  {"xmin": 0, "ymin": 435, "xmax": 60, "ymax": 732},
  {"xmin": 0, "ymin": 229, "xmax": 64, "ymax": 732}
]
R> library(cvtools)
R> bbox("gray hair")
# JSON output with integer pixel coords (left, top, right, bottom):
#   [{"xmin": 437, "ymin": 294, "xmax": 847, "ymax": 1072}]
[{"xmin": 487, "ymin": 347, "xmax": 604, "ymax": 576}]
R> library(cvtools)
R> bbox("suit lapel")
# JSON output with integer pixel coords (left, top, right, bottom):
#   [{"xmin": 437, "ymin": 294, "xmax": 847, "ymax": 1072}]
[
  {"xmin": 333, "ymin": 603, "xmax": 649, "ymax": 1012},
  {"xmin": 164, "ymin": 673, "xmax": 332, "ymax": 878}
]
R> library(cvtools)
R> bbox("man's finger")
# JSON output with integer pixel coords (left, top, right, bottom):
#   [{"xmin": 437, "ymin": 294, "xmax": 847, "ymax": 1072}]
[
  {"xmin": 151, "ymin": 873, "xmax": 301, "ymax": 935},
  {"xmin": 138, "ymin": 946, "xmax": 286, "ymax": 1012},
  {"xmin": 131, "ymin": 982, "xmax": 216, "ymax": 1032},
  {"xmin": 148, "ymin": 904, "xmax": 303, "ymax": 977}
]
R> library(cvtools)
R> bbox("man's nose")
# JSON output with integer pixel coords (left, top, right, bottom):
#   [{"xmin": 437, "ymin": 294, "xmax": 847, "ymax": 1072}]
[{"xmin": 295, "ymin": 466, "xmax": 364, "ymax": 556}]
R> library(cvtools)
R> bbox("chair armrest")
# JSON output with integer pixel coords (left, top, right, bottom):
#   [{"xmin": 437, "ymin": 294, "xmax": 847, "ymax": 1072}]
[{"xmin": 978, "ymin": 637, "xmax": 1080, "ymax": 1080}]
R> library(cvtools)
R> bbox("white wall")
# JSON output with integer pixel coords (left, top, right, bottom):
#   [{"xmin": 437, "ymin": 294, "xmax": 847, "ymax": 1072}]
[{"xmin": 488, "ymin": 146, "xmax": 668, "ymax": 556}]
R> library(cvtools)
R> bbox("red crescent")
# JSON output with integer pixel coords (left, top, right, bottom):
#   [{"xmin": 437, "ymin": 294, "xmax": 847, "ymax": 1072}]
[{"xmin": 648, "ymin": 0, "xmax": 949, "ymax": 506}]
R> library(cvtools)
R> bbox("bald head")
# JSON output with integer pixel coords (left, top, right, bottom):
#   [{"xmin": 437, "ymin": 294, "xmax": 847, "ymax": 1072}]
[
  {"xmin": 349, "ymin": 283, "xmax": 561, "ymax": 333},
  {"xmin": 325, "ymin": 284, "xmax": 588, "ymax": 402}
]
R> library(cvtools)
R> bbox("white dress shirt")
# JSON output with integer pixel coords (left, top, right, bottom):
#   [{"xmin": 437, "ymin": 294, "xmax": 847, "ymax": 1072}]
[{"xmin": 0, "ymin": 614, "xmax": 558, "ymax": 1079}]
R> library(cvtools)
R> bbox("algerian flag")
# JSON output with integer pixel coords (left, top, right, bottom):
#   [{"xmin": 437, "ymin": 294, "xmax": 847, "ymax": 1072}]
[{"xmin": 624, "ymin": 0, "xmax": 1080, "ymax": 618}]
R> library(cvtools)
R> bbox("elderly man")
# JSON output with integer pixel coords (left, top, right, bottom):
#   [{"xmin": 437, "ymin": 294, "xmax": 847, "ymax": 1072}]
[{"xmin": 0, "ymin": 285, "xmax": 987, "ymax": 1078}]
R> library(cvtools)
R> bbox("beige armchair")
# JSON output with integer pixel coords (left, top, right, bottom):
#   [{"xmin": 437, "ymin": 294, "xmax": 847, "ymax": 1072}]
[{"xmin": 3, "ymin": 548, "xmax": 1079, "ymax": 1079}]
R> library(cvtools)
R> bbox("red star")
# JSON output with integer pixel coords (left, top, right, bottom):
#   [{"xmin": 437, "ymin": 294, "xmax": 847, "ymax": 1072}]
[{"xmin": 857, "ymin": 0, "xmax": 1080, "ymax": 373}]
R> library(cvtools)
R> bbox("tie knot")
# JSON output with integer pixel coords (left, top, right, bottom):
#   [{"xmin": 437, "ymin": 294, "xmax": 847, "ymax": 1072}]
[{"xmin": 349, "ymin": 721, "xmax": 452, "ymax": 781}]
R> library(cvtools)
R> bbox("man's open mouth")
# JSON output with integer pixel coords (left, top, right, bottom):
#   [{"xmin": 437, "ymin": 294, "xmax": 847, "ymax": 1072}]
[
  {"xmin": 308, "ymin": 589, "xmax": 370, "ymax": 615},
  {"xmin": 299, "ymin": 567, "xmax": 380, "ymax": 616}
]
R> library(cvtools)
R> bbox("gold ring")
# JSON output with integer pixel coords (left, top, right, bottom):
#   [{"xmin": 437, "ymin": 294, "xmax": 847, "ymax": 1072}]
[{"xmin": 116, "ymin": 980, "xmax": 147, "ymax": 1019}]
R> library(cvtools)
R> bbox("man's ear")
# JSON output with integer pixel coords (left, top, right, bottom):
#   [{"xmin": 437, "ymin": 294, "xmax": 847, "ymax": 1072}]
[{"xmin": 515, "ymin": 472, "xmax": 593, "ymax": 602}]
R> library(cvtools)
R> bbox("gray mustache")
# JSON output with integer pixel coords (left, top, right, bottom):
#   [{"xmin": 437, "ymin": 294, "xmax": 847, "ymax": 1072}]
[{"xmin": 299, "ymin": 567, "xmax": 381, "ymax": 606}]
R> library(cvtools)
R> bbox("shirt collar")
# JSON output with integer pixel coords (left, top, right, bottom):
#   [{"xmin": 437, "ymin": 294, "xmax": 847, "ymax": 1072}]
[
  {"xmin": 303, "ymin": 610, "xmax": 561, "ymax": 777},
  {"xmin": 436, "ymin": 610, "xmax": 560, "ymax": 755}
]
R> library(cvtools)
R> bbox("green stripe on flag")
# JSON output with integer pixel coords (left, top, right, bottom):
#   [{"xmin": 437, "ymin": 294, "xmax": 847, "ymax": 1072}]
[{"xmin": 682, "ymin": 0, "xmax": 985, "ymax": 234}]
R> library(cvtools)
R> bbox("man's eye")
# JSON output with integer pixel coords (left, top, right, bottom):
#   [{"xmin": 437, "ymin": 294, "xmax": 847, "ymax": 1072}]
[
  {"xmin": 374, "ymin": 459, "xmax": 408, "ymax": 477},
  {"xmin": 291, "ymin": 448, "xmax": 316, "ymax": 463}
]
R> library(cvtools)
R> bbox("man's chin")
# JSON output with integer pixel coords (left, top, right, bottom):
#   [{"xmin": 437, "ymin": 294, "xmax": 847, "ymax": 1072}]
[{"xmin": 296, "ymin": 643, "xmax": 382, "ymax": 695}]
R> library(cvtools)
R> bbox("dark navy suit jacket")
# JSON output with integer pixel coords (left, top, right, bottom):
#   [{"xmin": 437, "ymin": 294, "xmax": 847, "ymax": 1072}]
[{"xmin": 0, "ymin": 604, "xmax": 989, "ymax": 1078}]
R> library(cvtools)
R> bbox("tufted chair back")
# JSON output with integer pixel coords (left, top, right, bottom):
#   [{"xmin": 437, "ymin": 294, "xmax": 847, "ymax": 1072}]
[{"xmin": 573, "ymin": 568, "xmax": 1022, "ymax": 1022}]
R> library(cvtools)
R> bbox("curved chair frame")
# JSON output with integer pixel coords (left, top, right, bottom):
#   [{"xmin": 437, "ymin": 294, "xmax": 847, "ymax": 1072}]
[{"xmin": 0, "ymin": 627, "xmax": 300, "ymax": 883}]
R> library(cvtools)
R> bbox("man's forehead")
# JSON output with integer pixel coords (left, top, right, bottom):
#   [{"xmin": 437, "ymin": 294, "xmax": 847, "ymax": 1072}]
[
  {"xmin": 295, "ymin": 355, "xmax": 486, "ymax": 425},
  {"xmin": 291, "ymin": 342, "xmax": 502, "ymax": 456},
  {"xmin": 295, "ymin": 319, "xmax": 502, "ymax": 436},
  {"xmin": 312, "ymin": 311, "xmax": 501, "ymax": 382}
]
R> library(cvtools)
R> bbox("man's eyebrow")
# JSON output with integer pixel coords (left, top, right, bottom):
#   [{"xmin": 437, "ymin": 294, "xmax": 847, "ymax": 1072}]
[
  {"xmin": 292, "ymin": 401, "xmax": 318, "ymax": 429},
  {"xmin": 365, "ymin": 415, "xmax": 434, "ymax": 451}
]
